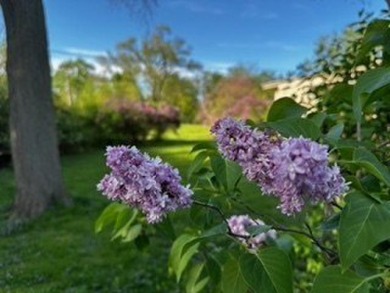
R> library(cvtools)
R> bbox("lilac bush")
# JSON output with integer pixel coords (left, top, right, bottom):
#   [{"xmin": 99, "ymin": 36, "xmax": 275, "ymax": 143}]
[
  {"xmin": 97, "ymin": 146, "xmax": 193, "ymax": 223},
  {"xmin": 212, "ymin": 118, "xmax": 348, "ymax": 215}
]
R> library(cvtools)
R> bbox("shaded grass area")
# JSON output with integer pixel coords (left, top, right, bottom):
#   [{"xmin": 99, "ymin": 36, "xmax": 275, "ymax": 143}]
[{"xmin": 0, "ymin": 124, "xmax": 211, "ymax": 292}]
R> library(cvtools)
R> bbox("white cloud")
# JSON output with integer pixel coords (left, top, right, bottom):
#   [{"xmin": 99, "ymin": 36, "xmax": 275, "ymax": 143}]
[
  {"xmin": 60, "ymin": 47, "xmax": 107, "ymax": 57},
  {"xmin": 50, "ymin": 47, "xmax": 113, "ymax": 75},
  {"xmin": 167, "ymin": 0, "xmax": 224, "ymax": 15},
  {"xmin": 203, "ymin": 61, "xmax": 234, "ymax": 74}
]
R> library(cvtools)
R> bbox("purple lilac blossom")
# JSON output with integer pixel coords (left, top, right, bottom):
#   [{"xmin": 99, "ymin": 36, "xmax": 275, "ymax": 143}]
[
  {"xmin": 211, "ymin": 118, "xmax": 348, "ymax": 216},
  {"xmin": 227, "ymin": 215, "xmax": 277, "ymax": 251},
  {"xmin": 267, "ymin": 138, "xmax": 348, "ymax": 215},
  {"xmin": 97, "ymin": 146, "xmax": 193, "ymax": 223},
  {"xmin": 211, "ymin": 117, "xmax": 279, "ymax": 186}
]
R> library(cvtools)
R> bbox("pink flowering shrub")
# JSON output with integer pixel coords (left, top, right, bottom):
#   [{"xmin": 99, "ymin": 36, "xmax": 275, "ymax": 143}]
[{"xmin": 96, "ymin": 99, "xmax": 181, "ymax": 144}]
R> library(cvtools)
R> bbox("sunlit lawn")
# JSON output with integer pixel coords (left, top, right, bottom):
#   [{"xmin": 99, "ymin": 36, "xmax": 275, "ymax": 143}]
[{"xmin": 0, "ymin": 124, "xmax": 211, "ymax": 293}]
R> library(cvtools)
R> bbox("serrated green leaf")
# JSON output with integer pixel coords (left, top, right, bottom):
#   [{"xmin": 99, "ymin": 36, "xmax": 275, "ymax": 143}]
[
  {"xmin": 256, "ymin": 247, "xmax": 293, "ymax": 293},
  {"xmin": 221, "ymin": 257, "xmax": 248, "ymax": 293},
  {"xmin": 311, "ymin": 265, "xmax": 370, "ymax": 293},
  {"xmin": 339, "ymin": 192, "xmax": 390, "ymax": 270},
  {"xmin": 266, "ymin": 97, "xmax": 308, "ymax": 122},
  {"xmin": 353, "ymin": 67, "xmax": 390, "ymax": 123},
  {"xmin": 266, "ymin": 118, "xmax": 321, "ymax": 140}
]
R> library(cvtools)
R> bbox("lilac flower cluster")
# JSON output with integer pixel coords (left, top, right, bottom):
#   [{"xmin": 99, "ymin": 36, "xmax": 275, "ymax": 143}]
[
  {"xmin": 227, "ymin": 215, "xmax": 277, "ymax": 251},
  {"xmin": 211, "ymin": 118, "xmax": 277, "ymax": 186},
  {"xmin": 211, "ymin": 118, "xmax": 348, "ymax": 215},
  {"xmin": 97, "ymin": 146, "xmax": 193, "ymax": 223}
]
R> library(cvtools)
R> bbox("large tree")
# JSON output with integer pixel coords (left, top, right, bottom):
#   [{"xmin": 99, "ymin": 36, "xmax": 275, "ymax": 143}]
[{"xmin": 0, "ymin": 0, "xmax": 71, "ymax": 221}]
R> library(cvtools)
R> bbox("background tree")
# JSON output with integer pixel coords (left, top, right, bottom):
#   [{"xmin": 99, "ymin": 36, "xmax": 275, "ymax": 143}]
[
  {"xmin": 104, "ymin": 25, "xmax": 201, "ymax": 103},
  {"xmin": 53, "ymin": 59, "xmax": 95, "ymax": 107},
  {"xmin": 201, "ymin": 66, "xmax": 275, "ymax": 123},
  {"xmin": 161, "ymin": 74, "xmax": 199, "ymax": 122}
]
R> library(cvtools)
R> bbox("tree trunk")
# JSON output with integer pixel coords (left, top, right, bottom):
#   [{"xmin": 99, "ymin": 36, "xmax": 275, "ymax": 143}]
[{"xmin": 0, "ymin": 0, "xmax": 71, "ymax": 220}]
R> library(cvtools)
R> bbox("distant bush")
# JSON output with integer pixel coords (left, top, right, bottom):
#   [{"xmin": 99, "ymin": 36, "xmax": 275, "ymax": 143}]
[
  {"xmin": 56, "ymin": 108, "xmax": 95, "ymax": 153},
  {"xmin": 95, "ymin": 99, "xmax": 181, "ymax": 145}
]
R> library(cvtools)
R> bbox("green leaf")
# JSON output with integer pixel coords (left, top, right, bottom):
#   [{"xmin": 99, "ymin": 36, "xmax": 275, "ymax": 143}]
[
  {"xmin": 266, "ymin": 97, "xmax": 308, "ymax": 122},
  {"xmin": 308, "ymin": 112, "xmax": 327, "ymax": 128},
  {"xmin": 186, "ymin": 263, "xmax": 209, "ymax": 293},
  {"xmin": 169, "ymin": 234, "xmax": 199, "ymax": 282},
  {"xmin": 155, "ymin": 215, "xmax": 176, "ymax": 240},
  {"xmin": 187, "ymin": 151, "xmax": 209, "ymax": 179},
  {"xmin": 239, "ymin": 253, "xmax": 276, "ymax": 293},
  {"xmin": 353, "ymin": 67, "xmax": 390, "ymax": 123},
  {"xmin": 122, "ymin": 224, "xmax": 142, "ymax": 242},
  {"xmin": 327, "ymin": 83, "xmax": 353, "ymax": 105},
  {"xmin": 210, "ymin": 154, "xmax": 227, "ymax": 190},
  {"xmin": 177, "ymin": 242, "xmax": 200, "ymax": 282},
  {"xmin": 339, "ymin": 192, "xmax": 390, "ymax": 270},
  {"xmin": 321, "ymin": 213, "xmax": 341, "ymax": 231},
  {"xmin": 95, "ymin": 203, "xmax": 128, "ymax": 234},
  {"xmin": 205, "ymin": 254, "xmax": 221, "ymax": 285},
  {"xmin": 266, "ymin": 118, "xmax": 321, "ymax": 140},
  {"xmin": 353, "ymin": 147, "xmax": 390, "ymax": 187},
  {"xmin": 199, "ymin": 223, "xmax": 227, "ymax": 240},
  {"xmin": 357, "ymin": 19, "xmax": 390, "ymax": 64},
  {"xmin": 325, "ymin": 124, "xmax": 344, "ymax": 142},
  {"xmin": 311, "ymin": 266, "xmax": 369, "ymax": 293},
  {"xmin": 221, "ymin": 257, "xmax": 248, "ymax": 293},
  {"xmin": 246, "ymin": 225, "xmax": 271, "ymax": 237},
  {"xmin": 191, "ymin": 142, "xmax": 217, "ymax": 153},
  {"xmin": 256, "ymin": 247, "xmax": 293, "ymax": 293},
  {"xmin": 110, "ymin": 210, "xmax": 139, "ymax": 241},
  {"xmin": 226, "ymin": 161, "xmax": 243, "ymax": 191},
  {"xmin": 209, "ymin": 154, "xmax": 242, "ymax": 192}
]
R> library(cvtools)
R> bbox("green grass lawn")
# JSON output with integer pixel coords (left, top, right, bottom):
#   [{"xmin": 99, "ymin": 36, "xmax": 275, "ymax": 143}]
[{"xmin": 0, "ymin": 124, "xmax": 211, "ymax": 293}]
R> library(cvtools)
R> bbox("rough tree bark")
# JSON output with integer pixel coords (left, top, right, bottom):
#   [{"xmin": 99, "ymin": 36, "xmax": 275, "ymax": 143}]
[{"xmin": 0, "ymin": 0, "xmax": 71, "ymax": 220}]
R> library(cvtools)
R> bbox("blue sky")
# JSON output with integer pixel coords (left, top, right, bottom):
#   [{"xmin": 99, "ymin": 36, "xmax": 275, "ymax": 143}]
[{"xmin": 45, "ymin": 0, "xmax": 386, "ymax": 74}]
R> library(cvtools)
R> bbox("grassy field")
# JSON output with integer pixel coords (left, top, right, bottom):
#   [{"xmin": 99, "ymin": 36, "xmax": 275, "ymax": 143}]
[{"xmin": 0, "ymin": 124, "xmax": 211, "ymax": 293}]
